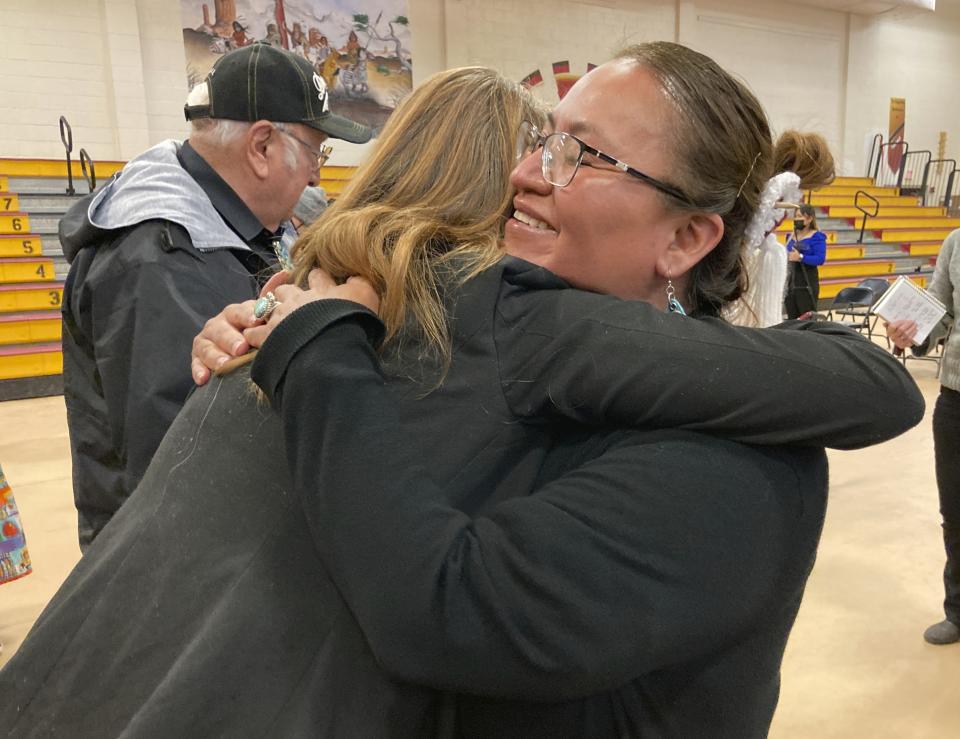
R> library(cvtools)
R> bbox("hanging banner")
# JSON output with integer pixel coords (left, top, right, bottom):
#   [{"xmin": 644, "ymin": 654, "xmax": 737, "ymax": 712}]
[
  {"xmin": 888, "ymin": 97, "xmax": 905, "ymax": 173},
  {"xmin": 180, "ymin": 0, "xmax": 412, "ymax": 137}
]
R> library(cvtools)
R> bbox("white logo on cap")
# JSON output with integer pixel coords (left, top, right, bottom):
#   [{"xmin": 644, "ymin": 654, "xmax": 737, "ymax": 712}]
[{"xmin": 313, "ymin": 74, "xmax": 330, "ymax": 113}]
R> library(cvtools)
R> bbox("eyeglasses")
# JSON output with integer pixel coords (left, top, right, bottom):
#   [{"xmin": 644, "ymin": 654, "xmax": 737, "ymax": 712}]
[
  {"xmin": 275, "ymin": 123, "xmax": 333, "ymax": 169},
  {"xmin": 515, "ymin": 120, "xmax": 694, "ymax": 206}
]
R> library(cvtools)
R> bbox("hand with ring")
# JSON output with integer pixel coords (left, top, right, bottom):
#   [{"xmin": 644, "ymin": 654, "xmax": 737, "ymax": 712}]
[
  {"xmin": 253, "ymin": 292, "xmax": 281, "ymax": 321},
  {"xmin": 191, "ymin": 268, "xmax": 380, "ymax": 385},
  {"xmin": 242, "ymin": 268, "xmax": 380, "ymax": 348},
  {"xmin": 191, "ymin": 271, "xmax": 292, "ymax": 385}
]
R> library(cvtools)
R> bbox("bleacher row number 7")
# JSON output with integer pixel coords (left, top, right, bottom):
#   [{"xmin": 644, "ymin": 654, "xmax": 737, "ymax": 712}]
[{"xmin": 3, "ymin": 198, "xmax": 11, "ymax": 210}]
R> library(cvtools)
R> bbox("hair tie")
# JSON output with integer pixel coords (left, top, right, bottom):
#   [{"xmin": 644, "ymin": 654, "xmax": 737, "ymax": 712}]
[{"xmin": 723, "ymin": 172, "xmax": 802, "ymax": 328}]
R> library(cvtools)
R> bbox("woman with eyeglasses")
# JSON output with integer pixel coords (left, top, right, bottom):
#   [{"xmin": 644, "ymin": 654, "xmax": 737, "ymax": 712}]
[
  {"xmin": 2, "ymin": 54, "xmax": 922, "ymax": 737},
  {"xmin": 196, "ymin": 45, "xmax": 918, "ymax": 735}
]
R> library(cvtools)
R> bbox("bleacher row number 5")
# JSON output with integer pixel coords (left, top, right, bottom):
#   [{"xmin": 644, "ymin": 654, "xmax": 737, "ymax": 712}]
[{"xmin": 22, "ymin": 239, "xmax": 34, "ymax": 254}]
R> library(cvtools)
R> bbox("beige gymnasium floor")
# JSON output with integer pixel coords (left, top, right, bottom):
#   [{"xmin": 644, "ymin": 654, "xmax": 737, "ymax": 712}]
[{"xmin": 0, "ymin": 361, "xmax": 958, "ymax": 737}]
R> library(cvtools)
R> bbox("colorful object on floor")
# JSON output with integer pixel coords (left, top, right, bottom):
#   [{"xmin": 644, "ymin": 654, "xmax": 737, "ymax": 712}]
[{"xmin": 0, "ymin": 465, "xmax": 32, "ymax": 584}]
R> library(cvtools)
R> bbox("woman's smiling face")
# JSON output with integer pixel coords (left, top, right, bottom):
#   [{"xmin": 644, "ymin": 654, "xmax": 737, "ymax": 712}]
[{"xmin": 504, "ymin": 59, "xmax": 696, "ymax": 306}]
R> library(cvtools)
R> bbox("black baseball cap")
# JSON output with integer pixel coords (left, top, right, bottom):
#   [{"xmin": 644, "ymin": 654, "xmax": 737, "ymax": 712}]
[{"xmin": 184, "ymin": 43, "xmax": 372, "ymax": 144}]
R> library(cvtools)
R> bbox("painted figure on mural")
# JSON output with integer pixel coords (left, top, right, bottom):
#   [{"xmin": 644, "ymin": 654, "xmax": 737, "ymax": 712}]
[
  {"xmin": 264, "ymin": 22, "xmax": 283, "ymax": 47},
  {"xmin": 287, "ymin": 21, "xmax": 308, "ymax": 56},
  {"xmin": 230, "ymin": 20, "xmax": 252, "ymax": 49}
]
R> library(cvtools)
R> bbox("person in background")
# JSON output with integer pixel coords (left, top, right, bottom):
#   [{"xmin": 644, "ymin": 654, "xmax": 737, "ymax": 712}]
[
  {"xmin": 887, "ymin": 228, "xmax": 960, "ymax": 645},
  {"xmin": 784, "ymin": 203, "xmax": 827, "ymax": 318},
  {"xmin": 277, "ymin": 185, "xmax": 331, "ymax": 268},
  {"xmin": 59, "ymin": 43, "xmax": 370, "ymax": 550},
  {"xmin": 291, "ymin": 185, "xmax": 329, "ymax": 231}
]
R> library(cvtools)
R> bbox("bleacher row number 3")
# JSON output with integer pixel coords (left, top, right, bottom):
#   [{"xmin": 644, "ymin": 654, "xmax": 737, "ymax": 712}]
[{"xmin": 49, "ymin": 291, "xmax": 60, "ymax": 306}]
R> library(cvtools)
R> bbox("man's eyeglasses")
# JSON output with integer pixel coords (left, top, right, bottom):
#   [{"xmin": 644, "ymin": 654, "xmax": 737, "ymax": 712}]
[
  {"xmin": 275, "ymin": 123, "xmax": 333, "ymax": 169},
  {"xmin": 515, "ymin": 120, "xmax": 694, "ymax": 206}
]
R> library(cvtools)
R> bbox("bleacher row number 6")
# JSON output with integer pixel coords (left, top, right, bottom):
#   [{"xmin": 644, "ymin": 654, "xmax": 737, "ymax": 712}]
[{"xmin": 11, "ymin": 218, "xmax": 22, "ymax": 231}]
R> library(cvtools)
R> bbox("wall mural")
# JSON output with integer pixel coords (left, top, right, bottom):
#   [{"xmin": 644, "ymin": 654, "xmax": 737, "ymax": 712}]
[{"xmin": 180, "ymin": 0, "xmax": 412, "ymax": 136}]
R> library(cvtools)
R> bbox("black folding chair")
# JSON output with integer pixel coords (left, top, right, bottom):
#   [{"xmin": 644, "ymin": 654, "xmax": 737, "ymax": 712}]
[
  {"xmin": 825, "ymin": 286, "xmax": 878, "ymax": 337},
  {"xmin": 837, "ymin": 278, "xmax": 891, "ymax": 345}
]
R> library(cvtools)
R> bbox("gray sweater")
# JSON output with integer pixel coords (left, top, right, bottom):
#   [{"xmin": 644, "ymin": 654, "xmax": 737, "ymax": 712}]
[{"xmin": 917, "ymin": 228, "xmax": 959, "ymax": 391}]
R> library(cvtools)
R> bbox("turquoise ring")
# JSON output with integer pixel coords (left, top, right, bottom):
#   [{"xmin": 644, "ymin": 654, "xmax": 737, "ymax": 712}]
[{"xmin": 253, "ymin": 291, "xmax": 279, "ymax": 320}]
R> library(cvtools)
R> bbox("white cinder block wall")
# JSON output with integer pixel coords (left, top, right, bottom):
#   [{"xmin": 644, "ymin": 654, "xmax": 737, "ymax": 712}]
[{"xmin": 2, "ymin": 0, "xmax": 960, "ymax": 174}]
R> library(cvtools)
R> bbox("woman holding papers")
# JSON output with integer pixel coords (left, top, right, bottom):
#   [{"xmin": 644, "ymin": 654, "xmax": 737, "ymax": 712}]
[{"xmin": 888, "ymin": 229, "xmax": 960, "ymax": 645}]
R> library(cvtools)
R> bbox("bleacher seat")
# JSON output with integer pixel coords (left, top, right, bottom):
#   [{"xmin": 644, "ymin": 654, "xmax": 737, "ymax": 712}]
[
  {"xmin": 0, "ymin": 158, "xmax": 357, "ymax": 400},
  {"xmin": 776, "ymin": 175, "xmax": 948, "ymax": 311}
]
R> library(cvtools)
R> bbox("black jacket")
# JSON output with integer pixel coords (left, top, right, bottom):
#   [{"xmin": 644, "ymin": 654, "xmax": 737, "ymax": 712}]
[
  {"xmin": 2, "ymin": 257, "xmax": 923, "ymax": 737},
  {"xmin": 60, "ymin": 195, "xmax": 274, "ymax": 548}
]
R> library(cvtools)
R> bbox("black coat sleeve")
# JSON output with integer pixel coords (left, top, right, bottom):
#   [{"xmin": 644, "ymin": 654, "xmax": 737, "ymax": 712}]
[
  {"xmin": 496, "ymin": 287, "xmax": 925, "ymax": 449},
  {"xmin": 254, "ymin": 316, "xmax": 825, "ymax": 700},
  {"xmin": 78, "ymin": 245, "xmax": 251, "ymax": 490}
]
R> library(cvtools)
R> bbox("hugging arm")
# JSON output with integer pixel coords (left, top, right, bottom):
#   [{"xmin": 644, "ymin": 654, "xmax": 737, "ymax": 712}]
[
  {"xmin": 253, "ymin": 307, "xmax": 818, "ymax": 700},
  {"xmin": 497, "ymin": 286, "xmax": 924, "ymax": 449}
]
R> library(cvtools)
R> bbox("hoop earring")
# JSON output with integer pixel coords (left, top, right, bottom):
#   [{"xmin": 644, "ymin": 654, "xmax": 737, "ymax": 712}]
[{"xmin": 666, "ymin": 279, "xmax": 686, "ymax": 316}]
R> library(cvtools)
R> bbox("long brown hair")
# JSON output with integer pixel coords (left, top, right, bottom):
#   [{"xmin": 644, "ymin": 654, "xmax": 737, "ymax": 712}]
[
  {"xmin": 617, "ymin": 42, "xmax": 834, "ymax": 316},
  {"xmin": 291, "ymin": 67, "xmax": 547, "ymax": 368}
]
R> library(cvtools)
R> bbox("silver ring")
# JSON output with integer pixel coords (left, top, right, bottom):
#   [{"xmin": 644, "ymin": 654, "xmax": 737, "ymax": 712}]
[{"xmin": 253, "ymin": 291, "xmax": 280, "ymax": 320}]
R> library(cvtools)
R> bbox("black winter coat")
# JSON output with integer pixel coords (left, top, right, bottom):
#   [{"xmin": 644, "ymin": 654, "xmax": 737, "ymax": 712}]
[
  {"xmin": 60, "ymin": 197, "xmax": 271, "ymax": 547},
  {"xmin": 1, "ymin": 257, "xmax": 924, "ymax": 737}
]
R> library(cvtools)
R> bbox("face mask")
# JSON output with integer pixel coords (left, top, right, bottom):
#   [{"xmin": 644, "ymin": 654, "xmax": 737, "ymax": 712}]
[{"xmin": 794, "ymin": 218, "xmax": 806, "ymax": 231}]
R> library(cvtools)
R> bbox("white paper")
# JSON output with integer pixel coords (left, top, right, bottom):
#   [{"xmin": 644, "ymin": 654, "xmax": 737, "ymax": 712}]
[{"xmin": 871, "ymin": 275, "xmax": 947, "ymax": 345}]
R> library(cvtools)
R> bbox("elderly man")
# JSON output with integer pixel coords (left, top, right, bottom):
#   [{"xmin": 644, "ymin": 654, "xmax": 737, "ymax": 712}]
[{"xmin": 59, "ymin": 43, "xmax": 369, "ymax": 549}]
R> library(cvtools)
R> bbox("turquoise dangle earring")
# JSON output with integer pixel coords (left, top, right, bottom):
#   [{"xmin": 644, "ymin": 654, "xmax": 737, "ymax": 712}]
[{"xmin": 666, "ymin": 279, "xmax": 686, "ymax": 316}]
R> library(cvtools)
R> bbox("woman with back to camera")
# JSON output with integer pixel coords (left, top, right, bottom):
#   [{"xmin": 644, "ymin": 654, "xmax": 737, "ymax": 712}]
[
  {"xmin": 3, "ymin": 52, "xmax": 921, "ymax": 738},
  {"xmin": 784, "ymin": 202, "xmax": 827, "ymax": 318}
]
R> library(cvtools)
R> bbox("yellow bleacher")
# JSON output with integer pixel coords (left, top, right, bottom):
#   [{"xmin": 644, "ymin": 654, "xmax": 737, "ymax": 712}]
[
  {"xmin": 0, "ymin": 157, "xmax": 358, "ymax": 399},
  {"xmin": 793, "ymin": 175, "xmax": 947, "ymax": 307}
]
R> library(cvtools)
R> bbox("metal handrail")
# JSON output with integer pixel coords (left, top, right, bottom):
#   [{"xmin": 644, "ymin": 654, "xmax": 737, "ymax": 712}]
[
  {"xmin": 866, "ymin": 133, "xmax": 884, "ymax": 178},
  {"xmin": 900, "ymin": 149, "xmax": 931, "ymax": 194},
  {"xmin": 874, "ymin": 141, "xmax": 910, "ymax": 189},
  {"xmin": 948, "ymin": 169, "xmax": 960, "ymax": 216},
  {"xmin": 920, "ymin": 158, "xmax": 957, "ymax": 207},
  {"xmin": 854, "ymin": 190, "xmax": 880, "ymax": 244},
  {"xmin": 79, "ymin": 148, "xmax": 96, "ymax": 192},
  {"xmin": 59, "ymin": 115, "xmax": 75, "ymax": 195}
]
